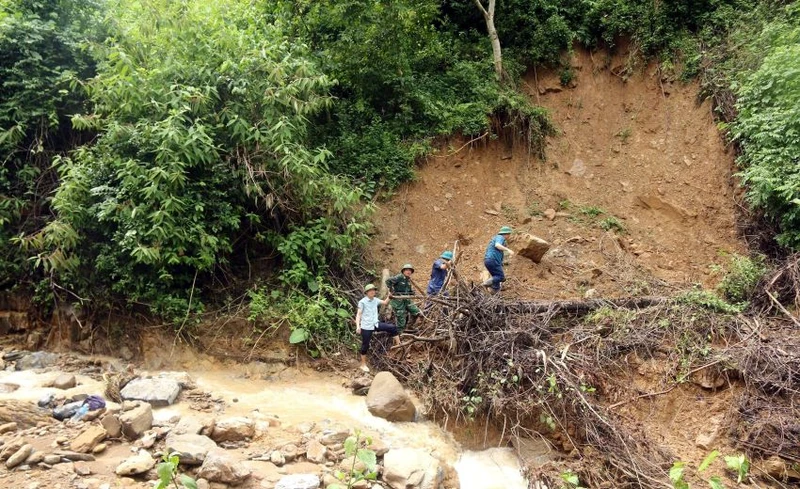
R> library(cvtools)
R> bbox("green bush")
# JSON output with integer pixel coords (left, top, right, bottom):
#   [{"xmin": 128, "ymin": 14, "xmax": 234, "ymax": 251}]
[{"xmin": 717, "ymin": 254, "xmax": 767, "ymax": 304}]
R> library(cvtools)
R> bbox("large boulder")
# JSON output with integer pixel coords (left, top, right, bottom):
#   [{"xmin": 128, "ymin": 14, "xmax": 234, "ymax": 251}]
[
  {"xmin": 516, "ymin": 234, "xmax": 550, "ymax": 263},
  {"xmin": 119, "ymin": 402, "xmax": 153, "ymax": 439},
  {"xmin": 166, "ymin": 433, "xmax": 218, "ymax": 465},
  {"xmin": 383, "ymin": 448, "xmax": 443, "ymax": 489},
  {"xmin": 120, "ymin": 378, "xmax": 181, "ymax": 407},
  {"xmin": 197, "ymin": 450, "xmax": 251, "ymax": 485},
  {"xmin": 115, "ymin": 450, "xmax": 155, "ymax": 476},
  {"xmin": 70, "ymin": 425, "xmax": 107, "ymax": 453},
  {"xmin": 211, "ymin": 417, "xmax": 255, "ymax": 442},
  {"xmin": 14, "ymin": 352, "xmax": 59, "ymax": 370},
  {"xmin": 275, "ymin": 474, "xmax": 320, "ymax": 489},
  {"xmin": 366, "ymin": 372, "xmax": 416, "ymax": 422}
]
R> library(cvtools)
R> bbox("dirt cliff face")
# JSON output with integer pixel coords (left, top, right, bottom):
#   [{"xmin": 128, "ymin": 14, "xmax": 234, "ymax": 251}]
[{"xmin": 372, "ymin": 47, "xmax": 743, "ymax": 299}]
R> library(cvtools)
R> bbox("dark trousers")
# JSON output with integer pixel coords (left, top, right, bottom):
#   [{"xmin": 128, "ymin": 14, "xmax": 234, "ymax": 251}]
[
  {"xmin": 484, "ymin": 259, "xmax": 505, "ymax": 291},
  {"xmin": 360, "ymin": 321, "xmax": 398, "ymax": 354}
]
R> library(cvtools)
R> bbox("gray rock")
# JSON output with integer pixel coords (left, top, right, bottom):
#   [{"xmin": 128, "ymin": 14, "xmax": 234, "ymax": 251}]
[
  {"xmin": 54, "ymin": 451, "xmax": 96, "ymax": 462},
  {"xmin": 270, "ymin": 450, "xmax": 285, "ymax": 466},
  {"xmin": 275, "ymin": 474, "xmax": 321, "ymax": 489},
  {"xmin": 52, "ymin": 374, "xmax": 76, "ymax": 390},
  {"xmin": 174, "ymin": 416, "xmax": 204, "ymax": 435},
  {"xmin": 25, "ymin": 451, "xmax": 45, "ymax": 465},
  {"xmin": 383, "ymin": 448, "xmax": 442, "ymax": 489},
  {"xmin": 165, "ymin": 433, "xmax": 217, "ymax": 465},
  {"xmin": 119, "ymin": 402, "xmax": 153, "ymax": 439},
  {"xmin": 366, "ymin": 372, "xmax": 416, "ymax": 422},
  {"xmin": 43, "ymin": 455, "xmax": 62, "ymax": 465},
  {"xmin": 210, "ymin": 417, "xmax": 255, "ymax": 443},
  {"xmin": 305, "ymin": 439, "xmax": 327, "ymax": 464},
  {"xmin": 318, "ymin": 425, "xmax": 350, "ymax": 446},
  {"xmin": 15, "ymin": 352, "xmax": 59, "ymax": 370},
  {"xmin": 114, "ymin": 450, "xmax": 155, "ymax": 476},
  {"xmin": 101, "ymin": 414, "xmax": 122, "ymax": 438},
  {"xmin": 120, "ymin": 378, "xmax": 181, "ymax": 407},
  {"xmin": 197, "ymin": 449, "xmax": 251, "ymax": 485},
  {"xmin": 6, "ymin": 444, "xmax": 34, "ymax": 469}
]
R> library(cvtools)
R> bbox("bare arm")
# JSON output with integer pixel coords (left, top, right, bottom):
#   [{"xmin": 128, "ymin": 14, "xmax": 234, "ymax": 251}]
[
  {"xmin": 355, "ymin": 308, "xmax": 362, "ymax": 333},
  {"xmin": 381, "ymin": 292, "xmax": 393, "ymax": 305},
  {"xmin": 494, "ymin": 242, "xmax": 514, "ymax": 255}
]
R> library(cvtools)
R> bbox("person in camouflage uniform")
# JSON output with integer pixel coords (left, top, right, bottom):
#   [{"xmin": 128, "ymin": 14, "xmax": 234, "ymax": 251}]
[{"xmin": 385, "ymin": 263, "xmax": 422, "ymax": 333}]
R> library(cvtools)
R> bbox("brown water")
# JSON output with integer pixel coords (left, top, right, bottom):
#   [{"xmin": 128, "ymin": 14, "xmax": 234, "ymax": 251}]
[{"xmin": 0, "ymin": 361, "xmax": 535, "ymax": 489}]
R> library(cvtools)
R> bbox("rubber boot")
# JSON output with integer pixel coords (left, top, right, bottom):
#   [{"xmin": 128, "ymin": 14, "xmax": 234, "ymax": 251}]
[{"xmin": 481, "ymin": 278, "xmax": 494, "ymax": 287}]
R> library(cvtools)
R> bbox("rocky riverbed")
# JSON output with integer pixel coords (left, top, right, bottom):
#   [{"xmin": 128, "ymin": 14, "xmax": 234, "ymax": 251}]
[{"xmin": 0, "ymin": 350, "xmax": 541, "ymax": 489}]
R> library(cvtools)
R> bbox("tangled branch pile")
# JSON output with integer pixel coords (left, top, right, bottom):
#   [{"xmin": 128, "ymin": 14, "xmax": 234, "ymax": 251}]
[{"xmin": 366, "ymin": 258, "xmax": 800, "ymax": 488}]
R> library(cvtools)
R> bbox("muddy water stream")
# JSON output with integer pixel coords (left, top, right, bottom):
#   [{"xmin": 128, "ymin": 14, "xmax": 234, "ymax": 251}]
[{"xmin": 0, "ymin": 362, "xmax": 535, "ymax": 489}]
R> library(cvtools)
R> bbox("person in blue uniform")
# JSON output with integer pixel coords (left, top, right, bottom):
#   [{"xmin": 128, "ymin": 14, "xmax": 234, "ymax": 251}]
[{"xmin": 482, "ymin": 226, "xmax": 515, "ymax": 293}]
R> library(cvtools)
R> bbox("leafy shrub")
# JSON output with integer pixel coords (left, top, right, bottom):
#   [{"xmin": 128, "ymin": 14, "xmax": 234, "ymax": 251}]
[
  {"xmin": 677, "ymin": 288, "xmax": 744, "ymax": 314},
  {"xmin": 717, "ymin": 254, "xmax": 766, "ymax": 304}
]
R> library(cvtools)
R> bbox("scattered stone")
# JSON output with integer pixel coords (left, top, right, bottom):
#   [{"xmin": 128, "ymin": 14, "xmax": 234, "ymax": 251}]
[
  {"xmin": 543, "ymin": 208, "xmax": 556, "ymax": 220},
  {"xmin": 318, "ymin": 426, "xmax": 350, "ymax": 446},
  {"xmin": 197, "ymin": 450, "xmax": 251, "ymax": 486},
  {"xmin": 101, "ymin": 414, "xmax": 122, "ymax": 438},
  {"xmin": 92, "ymin": 443, "xmax": 107, "ymax": 455},
  {"xmin": 270, "ymin": 450, "xmax": 285, "ymax": 467},
  {"xmin": 690, "ymin": 368, "xmax": 726, "ymax": 390},
  {"xmin": 135, "ymin": 430, "xmax": 158, "ymax": 449},
  {"xmin": 196, "ymin": 479, "xmax": 211, "ymax": 489},
  {"xmin": 120, "ymin": 378, "xmax": 181, "ymax": 407},
  {"xmin": 516, "ymin": 233, "xmax": 551, "ymax": 264},
  {"xmin": 338, "ymin": 455, "xmax": 367, "ymax": 473},
  {"xmin": 166, "ymin": 433, "xmax": 218, "ymax": 465},
  {"xmin": 54, "ymin": 451, "xmax": 96, "ymax": 462},
  {"xmin": 74, "ymin": 462, "xmax": 92, "ymax": 476},
  {"xmin": 6, "ymin": 444, "xmax": 34, "ymax": 469},
  {"xmin": 275, "ymin": 474, "xmax": 320, "ymax": 489},
  {"xmin": 351, "ymin": 376, "xmax": 372, "ymax": 396},
  {"xmin": 53, "ymin": 374, "xmax": 77, "ymax": 390},
  {"xmin": 368, "ymin": 438, "xmax": 389, "ymax": 456},
  {"xmin": 566, "ymin": 159, "xmax": 586, "ymax": 177},
  {"xmin": 695, "ymin": 414, "xmax": 724, "ymax": 450},
  {"xmin": 71, "ymin": 425, "xmax": 108, "ymax": 453},
  {"xmin": 483, "ymin": 209, "xmax": 500, "ymax": 216},
  {"xmin": 1, "ymin": 438, "xmax": 26, "ymax": 460},
  {"xmin": 305, "ymin": 439, "xmax": 327, "ymax": 463},
  {"xmin": 294, "ymin": 422, "xmax": 315, "ymax": 435},
  {"xmin": 43, "ymin": 455, "xmax": 62, "ymax": 465},
  {"xmin": 55, "ymin": 436, "xmax": 69, "ymax": 445},
  {"xmin": 25, "ymin": 451, "xmax": 45, "ymax": 465},
  {"xmin": 174, "ymin": 416, "xmax": 204, "ymax": 435},
  {"xmin": 366, "ymin": 372, "xmax": 416, "ymax": 422},
  {"xmin": 211, "ymin": 417, "xmax": 255, "ymax": 443},
  {"xmin": 0, "ymin": 383, "xmax": 19, "ymax": 394},
  {"xmin": 280, "ymin": 444, "xmax": 300, "ymax": 462},
  {"xmin": 584, "ymin": 288, "xmax": 598, "ymax": 299},
  {"xmin": 0, "ymin": 422, "xmax": 18, "ymax": 434},
  {"xmin": 14, "ymin": 352, "xmax": 59, "ymax": 371},
  {"xmin": 383, "ymin": 448, "xmax": 442, "ymax": 489},
  {"xmin": 114, "ymin": 450, "xmax": 155, "ymax": 476},
  {"xmin": 119, "ymin": 402, "xmax": 153, "ymax": 439}
]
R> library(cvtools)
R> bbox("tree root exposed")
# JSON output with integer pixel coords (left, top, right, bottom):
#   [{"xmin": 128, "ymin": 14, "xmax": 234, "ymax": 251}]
[{"xmin": 366, "ymin": 257, "xmax": 800, "ymax": 489}]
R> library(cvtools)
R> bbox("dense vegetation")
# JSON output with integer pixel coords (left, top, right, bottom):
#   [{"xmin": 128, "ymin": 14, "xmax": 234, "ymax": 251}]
[{"xmin": 1, "ymin": 0, "xmax": 798, "ymax": 341}]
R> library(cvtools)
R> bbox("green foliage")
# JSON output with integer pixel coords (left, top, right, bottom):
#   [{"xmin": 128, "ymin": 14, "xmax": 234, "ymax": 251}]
[
  {"xmin": 559, "ymin": 471, "xmax": 587, "ymax": 489},
  {"xmin": 156, "ymin": 453, "xmax": 197, "ymax": 489},
  {"xmin": 460, "ymin": 388, "xmax": 483, "ymax": 421},
  {"xmin": 730, "ymin": 7, "xmax": 800, "ymax": 248},
  {"xmin": 23, "ymin": 0, "xmax": 367, "ymax": 320},
  {"xmin": 716, "ymin": 254, "xmax": 766, "ymax": 304},
  {"xmin": 599, "ymin": 216, "xmax": 626, "ymax": 234},
  {"xmin": 330, "ymin": 430, "xmax": 377, "ymax": 489},
  {"xmin": 670, "ymin": 452, "xmax": 732, "ymax": 489},
  {"xmin": 677, "ymin": 288, "xmax": 744, "ymax": 314},
  {"xmin": 669, "ymin": 462, "xmax": 689, "ymax": 489},
  {"xmin": 724, "ymin": 454, "xmax": 749, "ymax": 484}
]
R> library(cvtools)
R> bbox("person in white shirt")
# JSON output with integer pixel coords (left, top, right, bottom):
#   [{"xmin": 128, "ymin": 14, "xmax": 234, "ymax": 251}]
[{"xmin": 355, "ymin": 284, "xmax": 399, "ymax": 372}]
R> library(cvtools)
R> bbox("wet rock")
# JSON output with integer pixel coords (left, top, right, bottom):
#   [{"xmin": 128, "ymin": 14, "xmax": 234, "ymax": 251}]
[
  {"xmin": 0, "ymin": 383, "xmax": 19, "ymax": 394},
  {"xmin": 101, "ymin": 414, "xmax": 122, "ymax": 438},
  {"xmin": 71, "ymin": 425, "xmax": 107, "ymax": 453},
  {"xmin": 119, "ymin": 402, "xmax": 153, "ymax": 439},
  {"xmin": 43, "ymin": 455, "xmax": 62, "ymax": 465},
  {"xmin": 1, "ymin": 438, "xmax": 26, "ymax": 460},
  {"xmin": 383, "ymin": 448, "xmax": 442, "ymax": 489},
  {"xmin": 197, "ymin": 449, "xmax": 251, "ymax": 486},
  {"xmin": 54, "ymin": 451, "xmax": 96, "ymax": 462},
  {"xmin": 368, "ymin": 438, "xmax": 389, "ymax": 456},
  {"xmin": 270, "ymin": 450, "xmax": 285, "ymax": 466},
  {"xmin": 305, "ymin": 439, "xmax": 327, "ymax": 463},
  {"xmin": 351, "ymin": 376, "xmax": 372, "ymax": 396},
  {"xmin": 14, "ymin": 352, "xmax": 59, "ymax": 370},
  {"xmin": 120, "ymin": 378, "xmax": 181, "ymax": 407},
  {"xmin": 280, "ymin": 444, "xmax": 300, "ymax": 462},
  {"xmin": 166, "ymin": 433, "xmax": 218, "ymax": 465},
  {"xmin": 6, "ymin": 444, "xmax": 34, "ymax": 469},
  {"xmin": 134, "ymin": 430, "xmax": 158, "ymax": 449},
  {"xmin": 211, "ymin": 417, "xmax": 255, "ymax": 443},
  {"xmin": 115, "ymin": 450, "xmax": 155, "ymax": 476},
  {"xmin": 0, "ymin": 421, "xmax": 18, "ymax": 434},
  {"xmin": 174, "ymin": 416, "xmax": 204, "ymax": 435},
  {"xmin": 53, "ymin": 374, "xmax": 76, "ymax": 390},
  {"xmin": 25, "ymin": 451, "xmax": 45, "ymax": 465},
  {"xmin": 275, "ymin": 474, "xmax": 320, "ymax": 489},
  {"xmin": 516, "ymin": 234, "xmax": 551, "ymax": 264},
  {"xmin": 318, "ymin": 426, "xmax": 350, "ymax": 446},
  {"xmin": 366, "ymin": 372, "xmax": 416, "ymax": 422}
]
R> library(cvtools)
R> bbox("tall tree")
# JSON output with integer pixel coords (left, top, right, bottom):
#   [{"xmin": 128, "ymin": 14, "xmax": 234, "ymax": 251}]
[{"xmin": 473, "ymin": 0, "xmax": 503, "ymax": 79}]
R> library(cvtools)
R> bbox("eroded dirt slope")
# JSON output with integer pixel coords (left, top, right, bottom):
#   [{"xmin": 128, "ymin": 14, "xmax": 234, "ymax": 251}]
[{"xmin": 372, "ymin": 48, "xmax": 743, "ymax": 299}]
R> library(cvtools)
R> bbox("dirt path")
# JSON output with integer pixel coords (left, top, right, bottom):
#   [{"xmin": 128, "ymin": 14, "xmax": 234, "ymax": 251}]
[{"xmin": 372, "ymin": 47, "xmax": 743, "ymax": 299}]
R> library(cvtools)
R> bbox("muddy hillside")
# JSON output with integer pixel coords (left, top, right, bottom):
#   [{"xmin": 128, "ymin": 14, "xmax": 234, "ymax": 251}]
[{"xmin": 373, "ymin": 47, "xmax": 743, "ymax": 299}]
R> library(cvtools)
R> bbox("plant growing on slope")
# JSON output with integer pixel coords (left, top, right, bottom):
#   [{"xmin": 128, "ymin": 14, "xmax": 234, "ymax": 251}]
[
  {"xmin": 330, "ymin": 431, "xmax": 378, "ymax": 489},
  {"xmin": 156, "ymin": 453, "xmax": 197, "ymax": 489}
]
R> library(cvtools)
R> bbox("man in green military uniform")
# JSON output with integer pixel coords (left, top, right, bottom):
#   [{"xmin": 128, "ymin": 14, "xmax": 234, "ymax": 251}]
[{"xmin": 385, "ymin": 263, "xmax": 422, "ymax": 333}]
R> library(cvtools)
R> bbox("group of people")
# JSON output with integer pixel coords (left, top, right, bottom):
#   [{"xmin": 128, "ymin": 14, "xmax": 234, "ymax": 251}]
[{"xmin": 355, "ymin": 226, "xmax": 515, "ymax": 371}]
